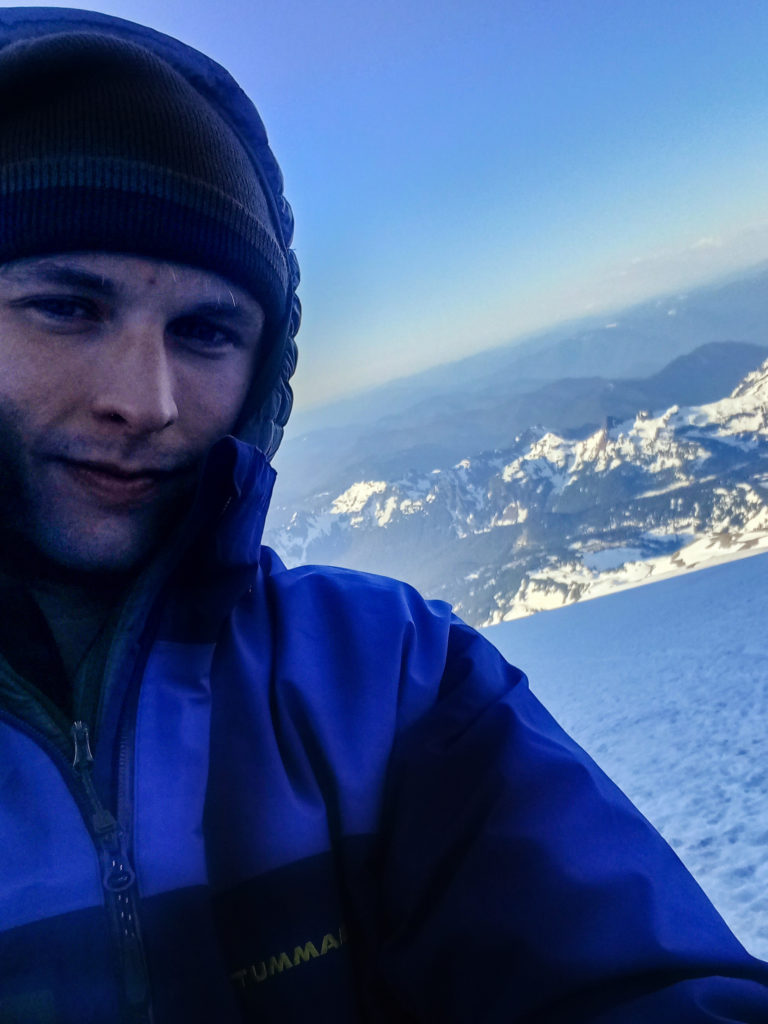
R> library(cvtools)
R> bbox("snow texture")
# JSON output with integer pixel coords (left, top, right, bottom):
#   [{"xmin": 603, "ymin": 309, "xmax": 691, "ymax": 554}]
[{"xmin": 483, "ymin": 551, "xmax": 768, "ymax": 958}]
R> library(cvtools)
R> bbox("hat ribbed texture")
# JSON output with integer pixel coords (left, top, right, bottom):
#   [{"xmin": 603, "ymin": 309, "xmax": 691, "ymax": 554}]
[{"xmin": 0, "ymin": 31, "xmax": 289, "ymax": 327}]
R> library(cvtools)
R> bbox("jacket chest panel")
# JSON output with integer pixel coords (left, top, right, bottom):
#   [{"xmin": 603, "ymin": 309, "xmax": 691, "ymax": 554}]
[
  {"xmin": 133, "ymin": 640, "xmax": 216, "ymax": 899},
  {"xmin": 0, "ymin": 720, "xmax": 103, "ymax": 930}
]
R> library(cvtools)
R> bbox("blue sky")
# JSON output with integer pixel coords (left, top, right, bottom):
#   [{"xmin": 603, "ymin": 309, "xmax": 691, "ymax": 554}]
[{"xmin": 10, "ymin": 1, "xmax": 768, "ymax": 407}]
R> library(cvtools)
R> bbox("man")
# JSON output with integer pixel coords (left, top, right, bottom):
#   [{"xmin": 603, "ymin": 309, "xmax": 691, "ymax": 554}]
[{"xmin": 0, "ymin": 7, "xmax": 766, "ymax": 1024}]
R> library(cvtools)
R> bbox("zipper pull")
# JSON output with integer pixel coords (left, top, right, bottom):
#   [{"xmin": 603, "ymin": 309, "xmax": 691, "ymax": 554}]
[
  {"xmin": 71, "ymin": 721, "xmax": 119, "ymax": 838},
  {"xmin": 71, "ymin": 720, "xmax": 94, "ymax": 770},
  {"xmin": 70, "ymin": 722, "xmax": 134, "ymax": 887}
]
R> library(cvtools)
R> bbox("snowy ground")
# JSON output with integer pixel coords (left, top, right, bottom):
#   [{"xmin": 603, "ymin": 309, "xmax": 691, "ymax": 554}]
[{"xmin": 482, "ymin": 552, "xmax": 768, "ymax": 958}]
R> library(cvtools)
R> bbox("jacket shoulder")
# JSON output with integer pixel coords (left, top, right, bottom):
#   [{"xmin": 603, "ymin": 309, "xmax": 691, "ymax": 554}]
[
  {"xmin": 261, "ymin": 547, "xmax": 453, "ymax": 640},
  {"xmin": 254, "ymin": 547, "xmax": 526, "ymax": 732}
]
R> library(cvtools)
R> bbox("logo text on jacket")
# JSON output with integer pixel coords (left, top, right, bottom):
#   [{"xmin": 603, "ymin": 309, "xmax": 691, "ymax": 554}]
[{"xmin": 231, "ymin": 923, "xmax": 348, "ymax": 989}]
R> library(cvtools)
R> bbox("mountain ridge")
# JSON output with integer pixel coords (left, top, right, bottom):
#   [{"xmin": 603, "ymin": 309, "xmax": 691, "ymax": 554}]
[
  {"xmin": 266, "ymin": 354, "xmax": 768, "ymax": 626},
  {"xmin": 285, "ymin": 258, "xmax": 768, "ymax": 439}
]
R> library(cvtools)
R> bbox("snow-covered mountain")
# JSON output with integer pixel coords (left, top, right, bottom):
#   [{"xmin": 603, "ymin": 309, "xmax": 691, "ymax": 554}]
[
  {"xmin": 279, "ymin": 261, "xmax": 768, "ymax": 506},
  {"xmin": 266, "ymin": 358, "xmax": 768, "ymax": 626},
  {"xmin": 276, "ymin": 340, "xmax": 768, "ymax": 504}
]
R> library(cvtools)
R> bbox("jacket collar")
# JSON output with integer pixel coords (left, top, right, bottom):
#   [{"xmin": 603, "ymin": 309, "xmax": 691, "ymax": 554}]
[{"xmin": 193, "ymin": 436, "xmax": 276, "ymax": 569}]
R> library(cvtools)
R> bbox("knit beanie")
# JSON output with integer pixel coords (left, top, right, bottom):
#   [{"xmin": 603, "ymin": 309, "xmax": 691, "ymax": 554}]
[
  {"xmin": 0, "ymin": 24, "xmax": 300, "ymax": 456},
  {"xmin": 0, "ymin": 30, "xmax": 289, "ymax": 327}
]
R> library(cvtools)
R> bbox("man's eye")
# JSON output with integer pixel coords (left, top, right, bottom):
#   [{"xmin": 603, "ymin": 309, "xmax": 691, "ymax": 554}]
[
  {"xmin": 170, "ymin": 316, "xmax": 238, "ymax": 352},
  {"xmin": 24, "ymin": 296, "xmax": 98, "ymax": 320}
]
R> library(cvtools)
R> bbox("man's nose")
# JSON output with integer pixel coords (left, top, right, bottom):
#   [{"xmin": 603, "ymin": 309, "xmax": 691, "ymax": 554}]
[{"xmin": 90, "ymin": 329, "xmax": 179, "ymax": 434}]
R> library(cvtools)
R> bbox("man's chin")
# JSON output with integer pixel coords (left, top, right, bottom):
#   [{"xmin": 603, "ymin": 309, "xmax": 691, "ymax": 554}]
[
  {"xmin": 0, "ymin": 456, "xmax": 197, "ymax": 582},
  {"xmin": 45, "ymin": 544, "xmax": 154, "ymax": 578},
  {"xmin": 11, "ymin": 509, "xmax": 180, "ymax": 581},
  {"xmin": 14, "ymin": 531, "xmax": 157, "ymax": 581}
]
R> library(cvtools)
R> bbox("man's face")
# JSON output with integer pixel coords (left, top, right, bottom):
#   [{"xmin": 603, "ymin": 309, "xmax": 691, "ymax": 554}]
[{"xmin": 0, "ymin": 252, "xmax": 265, "ymax": 576}]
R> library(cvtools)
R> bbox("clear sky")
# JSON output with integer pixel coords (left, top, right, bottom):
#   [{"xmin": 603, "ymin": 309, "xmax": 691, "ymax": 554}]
[{"xmin": 9, "ymin": 1, "xmax": 768, "ymax": 408}]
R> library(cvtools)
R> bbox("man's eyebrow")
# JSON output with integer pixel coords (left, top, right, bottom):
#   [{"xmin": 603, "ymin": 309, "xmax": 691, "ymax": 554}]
[
  {"xmin": 186, "ymin": 300, "xmax": 244, "ymax": 317},
  {"xmin": 1, "ymin": 261, "xmax": 116, "ymax": 295},
  {"xmin": 0, "ymin": 261, "xmax": 262, "ymax": 323},
  {"xmin": 183, "ymin": 299, "xmax": 265, "ymax": 327}
]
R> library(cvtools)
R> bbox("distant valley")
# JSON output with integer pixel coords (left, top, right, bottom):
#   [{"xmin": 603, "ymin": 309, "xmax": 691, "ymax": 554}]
[{"xmin": 266, "ymin": 264, "xmax": 768, "ymax": 625}]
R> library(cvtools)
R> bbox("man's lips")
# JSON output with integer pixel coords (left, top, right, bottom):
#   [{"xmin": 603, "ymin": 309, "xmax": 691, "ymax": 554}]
[
  {"xmin": 65, "ymin": 458, "xmax": 177, "ymax": 480},
  {"xmin": 55, "ymin": 458, "xmax": 181, "ymax": 506}
]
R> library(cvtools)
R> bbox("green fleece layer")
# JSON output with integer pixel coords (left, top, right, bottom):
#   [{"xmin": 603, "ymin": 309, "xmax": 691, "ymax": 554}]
[{"xmin": 0, "ymin": 572, "xmax": 121, "ymax": 759}]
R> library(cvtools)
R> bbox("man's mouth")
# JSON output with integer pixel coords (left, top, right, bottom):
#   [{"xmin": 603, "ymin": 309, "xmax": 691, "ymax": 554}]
[{"xmin": 56, "ymin": 458, "xmax": 179, "ymax": 506}]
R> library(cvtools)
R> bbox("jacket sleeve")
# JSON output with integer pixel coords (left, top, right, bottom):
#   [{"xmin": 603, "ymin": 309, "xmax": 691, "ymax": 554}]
[{"xmin": 373, "ymin": 612, "xmax": 768, "ymax": 1022}]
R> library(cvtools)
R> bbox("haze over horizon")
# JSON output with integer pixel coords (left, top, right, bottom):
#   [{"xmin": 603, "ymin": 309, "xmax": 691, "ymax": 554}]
[
  {"xmin": 289, "ymin": 247, "xmax": 768, "ymax": 414},
  {"xmin": 10, "ymin": 1, "xmax": 768, "ymax": 407}
]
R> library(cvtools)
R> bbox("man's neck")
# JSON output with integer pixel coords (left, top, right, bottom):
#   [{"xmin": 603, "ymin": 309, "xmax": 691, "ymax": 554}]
[
  {"xmin": 28, "ymin": 573, "xmax": 129, "ymax": 684},
  {"xmin": 1, "ymin": 534, "xmax": 132, "ymax": 675}
]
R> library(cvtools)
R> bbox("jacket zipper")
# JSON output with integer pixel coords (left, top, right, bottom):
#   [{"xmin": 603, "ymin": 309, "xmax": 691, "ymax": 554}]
[
  {"xmin": 72, "ymin": 720, "xmax": 153, "ymax": 1024},
  {"xmin": 0, "ymin": 465, "xmax": 242, "ymax": 1017}
]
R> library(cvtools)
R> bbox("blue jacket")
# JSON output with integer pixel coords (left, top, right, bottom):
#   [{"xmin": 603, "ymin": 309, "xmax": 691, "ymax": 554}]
[{"xmin": 1, "ymin": 438, "xmax": 768, "ymax": 1023}]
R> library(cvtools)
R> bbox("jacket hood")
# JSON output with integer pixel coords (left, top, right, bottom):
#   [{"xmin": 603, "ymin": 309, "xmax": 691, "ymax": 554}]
[{"xmin": 0, "ymin": 6, "xmax": 301, "ymax": 460}]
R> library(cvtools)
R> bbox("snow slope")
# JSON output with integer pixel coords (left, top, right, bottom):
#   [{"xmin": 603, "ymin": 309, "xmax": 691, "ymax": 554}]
[{"xmin": 482, "ymin": 550, "xmax": 768, "ymax": 958}]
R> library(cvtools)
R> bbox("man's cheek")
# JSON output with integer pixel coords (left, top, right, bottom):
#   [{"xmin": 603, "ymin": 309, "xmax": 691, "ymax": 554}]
[{"xmin": 0, "ymin": 411, "xmax": 32, "ymax": 535}]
